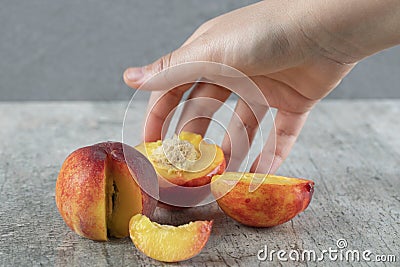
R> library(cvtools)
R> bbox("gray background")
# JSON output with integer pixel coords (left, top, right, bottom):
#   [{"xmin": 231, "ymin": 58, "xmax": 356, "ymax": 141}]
[{"xmin": 1, "ymin": 0, "xmax": 399, "ymax": 101}]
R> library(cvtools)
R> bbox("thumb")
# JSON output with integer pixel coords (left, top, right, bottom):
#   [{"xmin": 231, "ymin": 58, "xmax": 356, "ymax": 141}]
[{"xmin": 124, "ymin": 41, "xmax": 210, "ymax": 90}]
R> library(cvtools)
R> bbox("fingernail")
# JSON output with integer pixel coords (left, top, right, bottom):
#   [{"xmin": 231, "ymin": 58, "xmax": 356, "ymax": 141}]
[{"xmin": 125, "ymin": 67, "xmax": 144, "ymax": 81}]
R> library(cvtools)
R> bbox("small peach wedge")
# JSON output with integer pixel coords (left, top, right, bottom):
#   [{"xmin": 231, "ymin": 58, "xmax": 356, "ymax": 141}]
[{"xmin": 129, "ymin": 214, "xmax": 213, "ymax": 262}]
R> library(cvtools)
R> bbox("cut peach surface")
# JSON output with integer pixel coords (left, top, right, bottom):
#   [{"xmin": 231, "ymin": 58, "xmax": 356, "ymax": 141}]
[
  {"xmin": 211, "ymin": 172, "xmax": 314, "ymax": 227},
  {"xmin": 135, "ymin": 132, "xmax": 225, "ymax": 207},
  {"xmin": 135, "ymin": 132, "xmax": 225, "ymax": 187},
  {"xmin": 129, "ymin": 214, "xmax": 213, "ymax": 262}
]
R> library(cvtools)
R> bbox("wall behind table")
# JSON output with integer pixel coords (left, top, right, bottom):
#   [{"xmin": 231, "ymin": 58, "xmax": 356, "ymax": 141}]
[{"xmin": 1, "ymin": 0, "xmax": 399, "ymax": 101}]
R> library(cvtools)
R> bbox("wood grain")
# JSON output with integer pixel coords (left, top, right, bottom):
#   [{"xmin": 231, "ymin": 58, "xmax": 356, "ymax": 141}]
[{"xmin": 0, "ymin": 100, "xmax": 398, "ymax": 266}]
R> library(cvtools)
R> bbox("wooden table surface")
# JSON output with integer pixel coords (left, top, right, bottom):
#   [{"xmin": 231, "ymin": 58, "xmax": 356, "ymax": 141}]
[{"xmin": 0, "ymin": 100, "xmax": 399, "ymax": 266}]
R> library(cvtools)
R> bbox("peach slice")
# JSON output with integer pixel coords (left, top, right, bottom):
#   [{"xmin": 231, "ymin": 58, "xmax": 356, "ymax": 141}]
[
  {"xmin": 211, "ymin": 172, "xmax": 314, "ymax": 227},
  {"xmin": 129, "ymin": 214, "xmax": 212, "ymax": 262},
  {"xmin": 135, "ymin": 132, "xmax": 225, "ymax": 207},
  {"xmin": 55, "ymin": 142, "xmax": 158, "ymax": 241}
]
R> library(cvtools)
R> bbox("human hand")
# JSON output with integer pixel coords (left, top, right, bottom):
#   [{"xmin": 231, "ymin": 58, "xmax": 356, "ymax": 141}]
[{"xmin": 123, "ymin": 0, "xmax": 399, "ymax": 174}]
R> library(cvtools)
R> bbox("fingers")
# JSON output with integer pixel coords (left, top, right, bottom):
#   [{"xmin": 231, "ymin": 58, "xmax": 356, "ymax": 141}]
[
  {"xmin": 129, "ymin": 28, "xmax": 214, "ymax": 142},
  {"xmin": 176, "ymin": 83, "xmax": 231, "ymax": 136},
  {"xmin": 222, "ymin": 98, "xmax": 269, "ymax": 171},
  {"xmin": 251, "ymin": 110, "xmax": 310, "ymax": 174},
  {"xmin": 143, "ymin": 84, "xmax": 191, "ymax": 142},
  {"xmin": 123, "ymin": 39, "xmax": 211, "ymax": 91}
]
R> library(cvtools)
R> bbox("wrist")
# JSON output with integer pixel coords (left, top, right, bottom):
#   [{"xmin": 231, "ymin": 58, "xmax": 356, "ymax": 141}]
[{"xmin": 300, "ymin": 0, "xmax": 400, "ymax": 63}]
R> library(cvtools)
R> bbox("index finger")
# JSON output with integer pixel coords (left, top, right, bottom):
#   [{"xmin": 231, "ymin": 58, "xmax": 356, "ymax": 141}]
[
  {"xmin": 143, "ymin": 84, "xmax": 192, "ymax": 142},
  {"xmin": 251, "ymin": 109, "xmax": 310, "ymax": 174}
]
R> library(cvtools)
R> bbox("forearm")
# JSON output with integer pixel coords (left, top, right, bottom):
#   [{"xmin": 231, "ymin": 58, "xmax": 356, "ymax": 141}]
[{"xmin": 296, "ymin": 0, "xmax": 400, "ymax": 63}]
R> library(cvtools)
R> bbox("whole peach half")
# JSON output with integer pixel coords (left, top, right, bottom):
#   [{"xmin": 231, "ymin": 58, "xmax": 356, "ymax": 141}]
[{"xmin": 55, "ymin": 142, "xmax": 158, "ymax": 241}]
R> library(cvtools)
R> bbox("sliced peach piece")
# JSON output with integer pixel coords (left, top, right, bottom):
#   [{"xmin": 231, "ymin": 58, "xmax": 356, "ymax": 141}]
[
  {"xmin": 135, "ymin": 132, "xmax": 225, "ymax": 186},
  {"xmin": 135, "ymin": 132, "xmax": 225, "ymax": 207},
  {"xmin": 211, "ymin": 172, "xmax": 314, "ymax": 227},
  {"xmin": 129, "ymin": 214, "xmax": 213, "ymax": 262}
]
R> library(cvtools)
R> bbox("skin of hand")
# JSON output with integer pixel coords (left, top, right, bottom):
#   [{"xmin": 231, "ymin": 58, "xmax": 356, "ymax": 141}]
[{"xmin": 123, "ymin": 0, "xmax": 400, "ymax": 174}]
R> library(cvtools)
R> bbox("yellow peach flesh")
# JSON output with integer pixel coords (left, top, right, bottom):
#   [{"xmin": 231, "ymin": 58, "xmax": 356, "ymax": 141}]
[
  {"xmin": 129, "ymin": 214, "xmax": 213, "ymax": 262},
  {"xmin": 106, "ymin": 160, "xmax": 143, "ymax": 238},
  {"xmin": 135, "ymin": 132, "xmax": 225, "ymax": 186}
]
